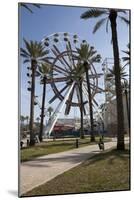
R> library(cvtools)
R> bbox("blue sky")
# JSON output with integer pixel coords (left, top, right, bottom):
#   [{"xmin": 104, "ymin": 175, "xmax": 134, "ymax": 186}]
[{"xmin": 19, "ymin": 4, "xmax": 130, "ymax": 121}]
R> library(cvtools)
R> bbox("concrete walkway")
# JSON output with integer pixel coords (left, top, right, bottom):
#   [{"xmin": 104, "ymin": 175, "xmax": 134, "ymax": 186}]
[{"xmin": 20, "ymin": 138, "xmax": 129, "ymax": 195}]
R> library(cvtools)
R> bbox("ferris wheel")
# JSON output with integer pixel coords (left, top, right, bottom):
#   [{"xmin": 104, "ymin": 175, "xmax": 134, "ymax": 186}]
[{"xmin": 41, "ymin": 32, "xmax": 104, "ymax": 136}]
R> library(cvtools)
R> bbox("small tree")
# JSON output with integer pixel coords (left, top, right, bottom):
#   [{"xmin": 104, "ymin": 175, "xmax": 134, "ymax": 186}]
[{"xmin": 38, "ymin": 63, "xmax": 51, "ymax": 142}]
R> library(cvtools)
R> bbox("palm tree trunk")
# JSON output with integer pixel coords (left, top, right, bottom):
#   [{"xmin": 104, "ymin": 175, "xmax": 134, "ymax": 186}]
[
  {"xmin": 109, "ymin": 10, "xmax": 125, "ymax": 150},
  {"xmin": 84, "ymin": 63, "xmax": 95, "ymax": 142},
  {"xmin": 39, "ymin": 76, "xmax": 46, "ymax": 142},
  {"xmin": 29, "ymin": 59, "xmax": 36, "ymax": 146},
  {"xmin": 125, "ymin": 88, "xmax": 130, "ymax": 130},
  {"xmin": 79, "ymin": 80, "xmax": 84, "ymax": 139}
]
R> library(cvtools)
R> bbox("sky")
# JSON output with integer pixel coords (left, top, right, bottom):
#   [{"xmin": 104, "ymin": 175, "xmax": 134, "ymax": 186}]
[{"xmin": 19, "ymin": 3, "xmax": 130, "ymax": 122}]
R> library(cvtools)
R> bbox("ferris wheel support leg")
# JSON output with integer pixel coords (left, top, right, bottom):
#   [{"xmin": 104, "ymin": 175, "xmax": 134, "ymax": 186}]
[{"xmin": 45, "ymin": 81, "xmax": 76, "ymax": 137}]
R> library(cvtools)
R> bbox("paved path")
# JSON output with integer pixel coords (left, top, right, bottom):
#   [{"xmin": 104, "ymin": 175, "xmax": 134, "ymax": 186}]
[{"xmin": 20, "ymin": 138, "xmax": 129, "ymax": 195}]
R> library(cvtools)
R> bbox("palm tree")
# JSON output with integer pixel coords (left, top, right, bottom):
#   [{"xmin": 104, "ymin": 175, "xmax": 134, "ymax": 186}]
[
  {"xmin": 47, "ymin": 106, "xmax": 53, "ymax": 120},
  {"xmin": 38, "ymin": 63, "xmax": 51, "ymax": 142},
  {"xmin": 76, "ymin": 43, "xmax": 101, "ymax": 141},
  {"xmin": 21, "ymin": 39, "xmax": 49, "ymax": 145},
  {"xmin": 81, "ymin": 8, "xmax": 129, "ymax": 150},
  {"xmin": 108, "ymin": 65, "xmax": 128, "ymax": 80},
  {"xmin": 122, "ymin": 44, "xmax": 130, "ymax": 129},
  {"xmin": 122, "ymin": 43, "xmax": 130, "ymax": 67},
  {"xmin": 79, "ymin": 78, "xmax": 84, "ymax": 139}
]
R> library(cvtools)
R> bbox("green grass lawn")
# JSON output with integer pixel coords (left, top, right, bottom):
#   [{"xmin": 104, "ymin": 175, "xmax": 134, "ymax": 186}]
[
  {"xmin": 23, "ymin": 145, "xmax": 130, "ymax": 197},
  {"xmin": 21, "ymin": 137, "xmax": 111, "ymax": 162}
]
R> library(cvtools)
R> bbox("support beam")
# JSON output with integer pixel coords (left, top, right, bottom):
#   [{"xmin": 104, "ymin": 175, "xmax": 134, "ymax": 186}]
[{"xmin": 44, "ymin": 81, "xmax": 76, "ymax": 137}]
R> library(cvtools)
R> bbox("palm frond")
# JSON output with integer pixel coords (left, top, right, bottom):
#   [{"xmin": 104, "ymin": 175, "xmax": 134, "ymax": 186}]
[
  {"xmin": 118, "ymin": 16, "xmax": 130, "ymax": 25},
  {"xmin": 23, "ymin": 59, "xmax": 30, "ymax": 64},
  {"xmin": 20, "ymin": 53, "xmax": 29, "ymax": 59},
  {"xmin": 81, "ymin": 8, "xmax": 107, "ymax": 19},
  {"xmin": 108, "ymin": 65, "xmax": 128, "ymax": 80},
  {"xmin": 93, "ymin": 17, "xmax": 107, "ymax": 33},
  {"xmin": 32, "ymin": 4, "xmax": 41, "ymax": 8},
  {"xmin": 122, "ymin": 50, "xmax": 130, "ymax": 56},
  {"xmin": 122, "ymin": 43, "xmax": 130, "ymax": 65},
  {"xmin": 106, "ymin": 18, "xmax": 109, "ymax": 33},
  {"xmin": 38, "ymin": 63, "xmax": 51, "ymax": 75},
  {"xmin": 23, "ymin": 38, "xmax": 32, "ymax": 55},
  {"xmin": 122, "ymin": 57, "xmax": 129, "ymax": 61},
  {"xmin": 20, "ymin": 48, "xmax": 30, "ymax": 57},
  {"xmin": 116, "ymin": 9, "xmax": 127, "ymax": 14},
  {"xmin": 21, "ymin": 3, "xmax": 33, "ymax": 13}
]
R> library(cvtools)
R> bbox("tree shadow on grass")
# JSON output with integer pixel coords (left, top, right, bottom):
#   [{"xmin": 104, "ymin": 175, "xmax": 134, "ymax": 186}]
[
  {"xmin": 21, "ymin": 147, "xmax": 130, "ymax": 168},
  {"xmin": 83, "ymin": 148, "xmax": 130, "ymax": 167}
]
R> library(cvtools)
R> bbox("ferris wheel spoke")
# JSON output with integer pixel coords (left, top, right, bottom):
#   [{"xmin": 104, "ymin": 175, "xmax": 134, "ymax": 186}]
[
  {"xmin": 52, "ymin": 45, "xmax": 71, "ymax": 72},
  {"xmin": 66, "ymin": 45, "xmax": 76, "ymax": 70},
  {"xmin": 92, "ymin": 98, "xmax": 99, "ymax": 106},
  {"xmin": 76, "ymin": 84, "xmax": 81, "ymax": 104},
  {"xmin": 67, "ymin": 41, "xmax": 76, "ymax": 69},
  {"xmin": 49, "ymin": 84, "xmax": 69, "ymax": 104},
  {"xmin": 65, "ymin": 83, "xmax": 75, "ymax": 115},
  {"xmin": 83, "ymin": 81, "xmax": 103, "ymax": 93},
  {"xmin": 53, "ymin": 67, "xmax": 67, "ymax": 76},
  {"xmin": 51, "ymin": 48, "xmax": 68, "ymax": 69},
  {"xmin": 44, "ymin": 58, "xmax": 69, "ymax": 75},
  {"xmin": 53, "ymin": 64, "xmax": 69, "ymax": 74},
  {"xmin": 46, "ymin": 77, "xmax": 68, "ymax": 84},
  {"xmin": 50, "ymin": 80, "xmax": 72, "ymax": 102}
]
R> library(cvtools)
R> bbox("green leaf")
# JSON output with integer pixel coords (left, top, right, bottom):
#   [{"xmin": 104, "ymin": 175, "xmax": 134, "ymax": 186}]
[
  {"xmin": 93, "ymin": 17, "xmax": 107, "ymax": 33},
  {"xmin": 81, "ymin": 8, "xmax": 107, "ymax": 19}
]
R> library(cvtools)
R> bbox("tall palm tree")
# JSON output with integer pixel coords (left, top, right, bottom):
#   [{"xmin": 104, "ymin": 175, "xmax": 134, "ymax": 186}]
[
  {"xmin": 38, "ymin": 63, "xmax": 51, "ymax": 142},
  {"xmin": 81, "ymin": 8, "xmax": 129, "ymax": 150},
  {"xmin": 76, "ymin": 43, "xmax": 101, "ymax": 141},
  {"xmin": 21, "ymin": 39, "xmax": 49, "ymax": 145},
  {"xmin": 79, "ymin": 78, "xmax": 84, "ymax": 139}
]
